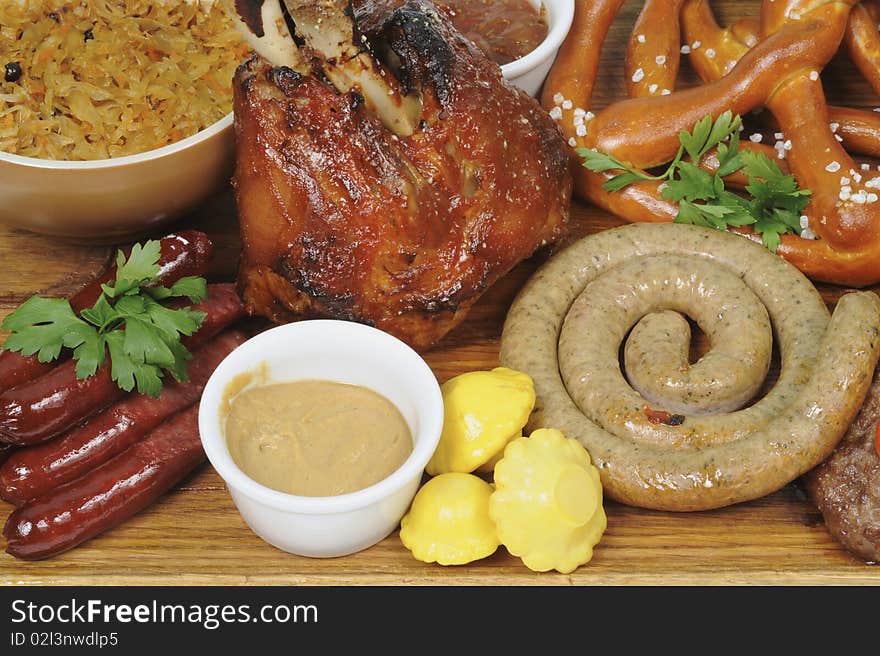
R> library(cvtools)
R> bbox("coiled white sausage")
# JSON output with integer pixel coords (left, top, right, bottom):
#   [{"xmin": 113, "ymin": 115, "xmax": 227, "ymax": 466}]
[{"xmin": 500, "ymin": 223, "xmax": 880, "ymax": 511}]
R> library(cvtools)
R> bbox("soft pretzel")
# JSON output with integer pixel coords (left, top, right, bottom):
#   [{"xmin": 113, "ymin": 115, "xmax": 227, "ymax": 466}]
[{"xmin": 544, "ymin": 0, "xmax": 880, "ymax": 286}]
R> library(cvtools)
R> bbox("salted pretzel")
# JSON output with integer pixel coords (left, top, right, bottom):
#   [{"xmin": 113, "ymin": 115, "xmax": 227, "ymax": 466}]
[{"xmin": 543, "ymin": 0, "xmax": 880, "ymax": 286}]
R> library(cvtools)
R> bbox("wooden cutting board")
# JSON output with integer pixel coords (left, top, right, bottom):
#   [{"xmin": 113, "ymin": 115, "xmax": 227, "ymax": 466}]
[{"xmin": 2, "ymin": 0, "xmax": 880, "ymax": 585}]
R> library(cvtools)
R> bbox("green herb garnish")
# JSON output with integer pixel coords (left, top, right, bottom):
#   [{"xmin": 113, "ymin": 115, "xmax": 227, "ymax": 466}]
[
  {"xmin": 577, "ymin": 111, "xmax": 812, "ymax": 251},
  {"xmin": 1, "ymin": 240, "xmax": 207, "ymax": 398}
]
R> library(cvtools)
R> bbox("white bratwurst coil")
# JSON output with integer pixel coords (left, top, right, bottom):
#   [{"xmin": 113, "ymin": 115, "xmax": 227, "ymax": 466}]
[{"xmin": 500, "ymin": 223, "xmax": 880, "ymax": 511}]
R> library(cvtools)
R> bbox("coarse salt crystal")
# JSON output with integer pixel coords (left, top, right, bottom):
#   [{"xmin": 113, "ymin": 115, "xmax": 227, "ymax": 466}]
[
  {"xmin": 809, "ymin": 70, "xmax": 819, "ymax": 81},
  {"xmin": 568, "ymin": 137, "xmax": 577, "ymax": 147},
  {"xmin": 661, "ymin": 88, "xmax": 671, "ymax": 95},
  {"xmin": 632, "ymin": 68, "xmax": 645, "ymax": 82},
  {"xmin": 705, "ymin": 48, "xmax": 716, "ymax": 59},
  {"xmin": 562, "ymin": 99, "xmax": 573, "ymax": 110},
  {"xmin": 573, "ymin": 108, "xmax": 586, "ymax": 118},
  {"xmin": 840, "ymin": 190, "xmax": 851, "ymax": 200},
  {"xmin": 830, "ymin": 122, "xmax": 839, "ymax": 132},
  {"xmin": 861, "ymin": 163, "xmax": 871, "ymax": 171},
  {"xmin": 774, "ymin": 132, "xmax": 784, "ymax": 140},
  {"xmin": 637, "ymin": 34, "xmax": 646, "ymax": 43},
  {"xmin": 576, "ymin": 124, "xmax": 587, "ymax": 137},
  {"xmin": 553, "ymin": 92, "xmax": 564, "ymax": 105},
  {"xmin": 749, "ymin": 133, "xmax": 763, "ymax": 143},
  {"xmin": 549, "ymin": 106, "xmax": 562, "ymax": 120},
  {"xmin": 783, "ymin": 140, "xmax": 792, "ymax": 151},
  {"xmin": 585, "ymin": 111, "xmax": 595, "ymax": 120},
  {"xmin": 680, "ymin": 44, "xmax": 691, "ymax": 54},
  {"xmin": 826, "ymin": 161, "xmax": 841, "ymax": 172},
  {"xmin": 692, "ymin": 40, "xmax": 702, "ymax": 49},
  {"xmin": 655, "ymin": 55, "xmax": 666, "ymax": 65},
  {"xmin": 841, "ymin": 176, "xmax": 851, "ymax": 185},
  {"xmin": 869, "ymin": 193, "xmax": 879, "ymax": 203},
  {"xmin": 801, "ymin": 227, "xmax": 816, "ymax": 240},
  {"xmin": 854, "ymin": 172, "xmax": 863, "ymax": 182},
  {"xmin": 835, "ymin": 134, "xmax": 844, "ymax": 142},
  {"xmin": 799, "ymin": 215, "xmax": 810, "ymax": 229},
  {"xmin": 649, "ymin": 83, "xmax": 659, "ymax": 94}
]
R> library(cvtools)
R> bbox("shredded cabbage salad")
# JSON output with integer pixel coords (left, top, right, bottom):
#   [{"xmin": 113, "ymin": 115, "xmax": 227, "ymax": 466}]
[{"xmin": 0, "ymin": 1, "xmax": 249, "ymax": 160}]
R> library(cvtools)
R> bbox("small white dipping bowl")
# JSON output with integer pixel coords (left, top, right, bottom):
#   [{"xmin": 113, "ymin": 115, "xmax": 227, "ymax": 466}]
[
  {"xmin": 198, "ymin": 320, "xmax": 444, "ymax": 558},
  {"xmin": 500, "ymin": 0, "xmax": 575, "ymax": 97}
]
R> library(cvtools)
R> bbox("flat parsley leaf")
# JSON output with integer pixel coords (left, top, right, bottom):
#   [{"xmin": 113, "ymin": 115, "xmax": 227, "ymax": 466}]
[
  {"xmin": 578, "ymin": 112, "xmax": 812, "ymax": 252},
  {"xmin": 661, "ymin": 162, "xmax": 717, "ymax": 202},
  {"xmin": 105, "ymin": 330, "xmax": 163, "ymax": 398},
  {"xmin": 73, "ymin": 333, "xmax": 107, "ymax": 379},
  {"xmin": 1, "ymin": 297, "xmax": 96, "ymax": 363},
  {"xmin": 102, "ymin": 240, "xmax": 162, "ymax": 298},
  {"xmin": 144, "ymin": 276, "xmax": 208, "ymax": 304},
  {"xmin": 1, "ymin": 239, "xmax": 209, "ymax": 398}
]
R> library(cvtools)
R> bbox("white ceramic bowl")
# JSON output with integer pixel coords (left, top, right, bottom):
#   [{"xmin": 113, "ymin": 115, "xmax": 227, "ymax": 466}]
[
  {"xmin": 198, "ymin": 320, "xmax": 444, "ymax": 558},
  {"xmin": 500, "ymin": 0, "xmax": 575, "ymax": 97},
  {"xmin": 0, "ymin": 112, "xmax": 234, "ymax": 242}
]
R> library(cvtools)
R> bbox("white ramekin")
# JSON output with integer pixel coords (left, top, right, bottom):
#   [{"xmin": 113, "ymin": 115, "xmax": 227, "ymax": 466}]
[
  {"xmin": 198, "ymin": 320, "xmax": 444, "ymax": 558},
  {"xmin": 500, "ymin": 0, "xmax": 575, "ymax": 97}
]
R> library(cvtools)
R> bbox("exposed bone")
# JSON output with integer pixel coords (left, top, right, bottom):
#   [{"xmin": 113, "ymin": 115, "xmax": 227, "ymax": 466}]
[
  {"xmin": 230, "ymin": 0, "xmax": 307, "ymax": 73},
  {"xmin": 281, "ymin": 0, "xmax": 423, "ymax": 136}
]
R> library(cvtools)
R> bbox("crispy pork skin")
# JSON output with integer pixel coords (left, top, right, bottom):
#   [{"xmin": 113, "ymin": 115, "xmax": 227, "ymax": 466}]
[{"xmin": 231, "ymin": 0, "xmax": 570, "ymax": 350}]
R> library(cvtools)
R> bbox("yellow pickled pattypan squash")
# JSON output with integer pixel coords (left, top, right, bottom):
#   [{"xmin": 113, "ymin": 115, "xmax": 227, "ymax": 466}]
[
  {"xmin": 399, "ymin": 473, "xmax": 500, "ymax": 566},
  {"xmin": 427, "ymin": 367, "xmax": 535, "ymax": 476},
  {"xmin": 489, "ymin": 429, "xmax": 607, "ymax": 574}
]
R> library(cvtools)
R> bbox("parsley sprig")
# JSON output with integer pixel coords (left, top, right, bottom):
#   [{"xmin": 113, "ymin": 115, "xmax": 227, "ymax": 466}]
[
  {"xmin": 1, "ymin": 240, "xmax": 208, "ymax": 398},
  {"xmin": 577, "ymin": 111, "xmax": 812, "ymax": 251}
]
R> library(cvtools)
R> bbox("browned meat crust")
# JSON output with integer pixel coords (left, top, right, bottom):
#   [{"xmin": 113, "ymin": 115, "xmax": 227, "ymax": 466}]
[
  {"xmin": 804, "ymin": 366, "xmax": 880, "ymax": 563},
  {"xmin": 231, "ymin": 0, "xmax": 570, "ymax": 350}
]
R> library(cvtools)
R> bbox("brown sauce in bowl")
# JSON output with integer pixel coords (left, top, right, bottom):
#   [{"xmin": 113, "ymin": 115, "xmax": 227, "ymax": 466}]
[
  {"xmin": 225, "ymin": 379, "xmax": 413, "ymax": 497},
  {"xmin": 436, "ymin": 0, "xmax": 548, "ymax": 66}
]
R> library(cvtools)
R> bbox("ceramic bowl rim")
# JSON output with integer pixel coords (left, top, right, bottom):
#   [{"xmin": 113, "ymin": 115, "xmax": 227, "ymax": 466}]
[
  {"xmin": 198, "ymin": 319, "xmax": 444, "ymax": 516},
  {"xmin": 499, "ymin": 0, "xmax": 575, "ymax": 80},
  {"xmin": 0, "ymin": 112, "xmax": 233, "ymax": 171}
]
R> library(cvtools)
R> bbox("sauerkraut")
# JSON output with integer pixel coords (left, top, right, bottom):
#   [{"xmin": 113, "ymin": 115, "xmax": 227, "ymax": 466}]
[{"xmin": 0, "ymin": 1, "xmax": 249, "ymax": 160}]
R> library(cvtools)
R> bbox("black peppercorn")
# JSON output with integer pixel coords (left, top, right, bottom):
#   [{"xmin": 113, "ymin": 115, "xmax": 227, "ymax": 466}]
[
  {"xmin": 84, "ymin": 28, "xmax": 94, "ymax": 42},
  {"xmin": 4, "ymin": 62, "xmax": 22, "ymax": 83}
]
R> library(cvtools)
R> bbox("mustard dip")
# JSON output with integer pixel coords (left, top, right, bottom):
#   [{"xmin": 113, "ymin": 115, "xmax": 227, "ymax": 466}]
[{"xmin": 224, "ymin": 379, "xmax": 413, "ymax": 496}]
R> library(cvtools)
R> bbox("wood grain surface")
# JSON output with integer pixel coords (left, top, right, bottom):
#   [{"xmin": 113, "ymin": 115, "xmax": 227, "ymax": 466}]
[{"xmin": 2, "ymin": 0, "xmax": 880, "ymax": 585}]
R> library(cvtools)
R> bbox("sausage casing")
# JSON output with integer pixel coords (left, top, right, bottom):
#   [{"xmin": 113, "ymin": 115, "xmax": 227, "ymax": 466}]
[
  {"xmin": 500, "ymin": 223, "xmax": 880, "ymax": 511},
  {"xmin": 0, "ymin": 283, "xmax": 244, "ymax": 446},
  {"xmin": 0, "ymin": 330, "xmax": 247, "ymax": 505},
  {"xmin": 3, "ymin": 404, "xmax": 205, "ymax": 560}
]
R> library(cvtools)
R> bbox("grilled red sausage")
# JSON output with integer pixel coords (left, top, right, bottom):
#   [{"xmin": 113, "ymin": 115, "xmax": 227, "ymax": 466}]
[
  {"xmin": 0, "ymin": 330, "xmax": 246, "ymax": 505},
  {"xmin": 0, "ymin": 444, "xmax": 11, "ymax": 466},
  {"xmin": 4, "ymin": 404, "xmax": 205, "ymax": 560},
  {"xmin": 0, "ymin": 283, "xmax": 244, "ymax": 446},
  {"xmin": 0, "ymin": 230, "xmax": 214, "ymax": 394}
]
